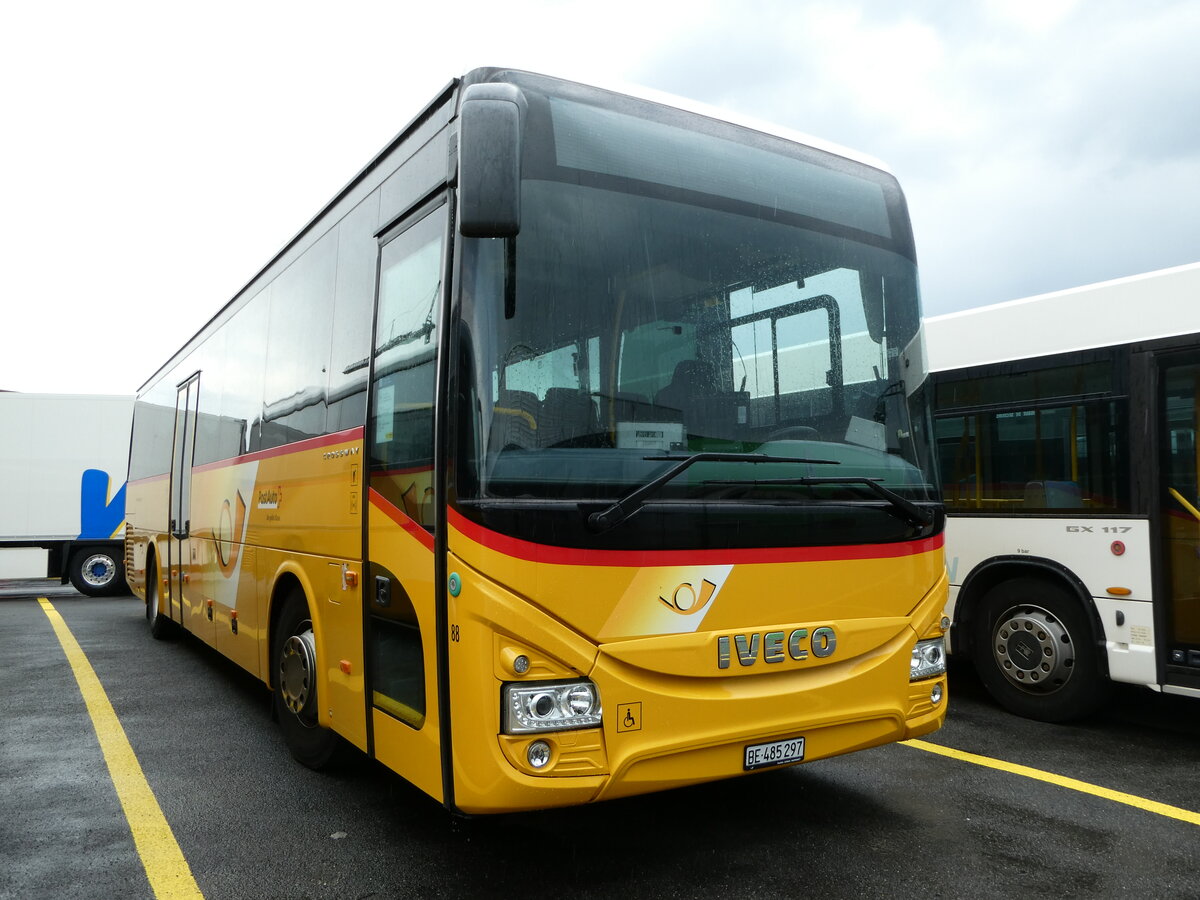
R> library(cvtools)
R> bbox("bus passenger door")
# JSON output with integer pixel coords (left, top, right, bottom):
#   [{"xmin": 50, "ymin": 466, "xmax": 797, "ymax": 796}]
[
  {"xmin": 168, "ymin": 374, "xmax": 202, "ymax": 637},
  {"xmin": 1159, "ymin": 354, "xmax": 1200, "ymax": 675},
  {"xmin": 365, "ymin": 201, "xmax": 448, "ymax": 801}
]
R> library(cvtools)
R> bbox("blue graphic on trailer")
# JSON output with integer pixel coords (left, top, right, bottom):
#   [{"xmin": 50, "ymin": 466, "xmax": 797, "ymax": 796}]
[{"xmin": 78, "ymin": 469, "xmax": 127, "ymax": 540}]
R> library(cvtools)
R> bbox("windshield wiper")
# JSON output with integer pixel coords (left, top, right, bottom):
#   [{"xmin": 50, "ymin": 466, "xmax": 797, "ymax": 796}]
[
  {"xmin": 704, "ymin": 475, "xmax": 935, "ymax": 528},
  {"xmin": 586, "ymin": 452, "xmax": 840, "ymax": 533}
]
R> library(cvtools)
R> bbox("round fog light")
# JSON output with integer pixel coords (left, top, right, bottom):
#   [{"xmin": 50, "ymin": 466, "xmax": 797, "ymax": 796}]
[
  {"xmin": 930, "ymin": 683, "xmax": 944, "ymax": 705},
  {"xmin": 512, "ymin": 654, "xmax": 530, "ymax": 675},
  {"xmin": 528, "ymin": 740, "xmax": 552, "ymax": 769}
]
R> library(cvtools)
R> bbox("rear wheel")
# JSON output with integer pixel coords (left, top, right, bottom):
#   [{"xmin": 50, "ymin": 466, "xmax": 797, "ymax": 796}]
[
  {"xmin": 971, "ymin": 577, "xmax": 1109, "ymax": 722},
  {"xmin": 69, "ymin": 547, "xmax": 126, "ymax": 596},
  {"xmin": 272, "ymin": 590, "xmax": 342, "ymax": 769}
]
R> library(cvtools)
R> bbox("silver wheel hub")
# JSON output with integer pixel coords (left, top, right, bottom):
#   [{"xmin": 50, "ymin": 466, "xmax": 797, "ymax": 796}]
[
  {"xmin": 992, "ymin": 604, "xmax": 1074, "ymax": 694},
  {"xmin": 279, "ymin": 627, "xmax": 317, "ymax": 717},
  {"xmin": 81, "ymin": 554, "xmax": 115, "ymax": 588}
]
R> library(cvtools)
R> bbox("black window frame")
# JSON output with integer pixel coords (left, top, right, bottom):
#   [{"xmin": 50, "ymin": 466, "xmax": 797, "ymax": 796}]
[{"xmin": 932, "ymin": 345, "xmax": 1134, "ymax": 517}]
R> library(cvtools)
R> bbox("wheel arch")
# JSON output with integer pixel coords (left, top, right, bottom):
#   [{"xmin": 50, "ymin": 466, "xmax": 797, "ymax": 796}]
[
  {"xmin": 266, "ymin": 565, "xmax": 319, "ymax": 692},
  {"xmin": 266, "ymin": 562, "xmax": 345, "ymax": 767},
  {"xmin": 144, "ymin": 540, "xmax": 159, "ymax": 593},
  {"xmin": 953, "ymin": 555, "xmax": 1110, "ymax": 679},
  {"xmin": 149, "ymin": 535, "xmax": 169, "ymax": 587}
]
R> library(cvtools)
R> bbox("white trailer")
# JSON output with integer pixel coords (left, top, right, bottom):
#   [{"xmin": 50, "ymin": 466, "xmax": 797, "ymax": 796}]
[{"xmin": 0, "ymin": 392, "xmax": 134, "ymax": 595}]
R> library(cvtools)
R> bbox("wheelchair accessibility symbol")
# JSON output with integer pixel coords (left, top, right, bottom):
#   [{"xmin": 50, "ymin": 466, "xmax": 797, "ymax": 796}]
[{"xmin": 616, "ymin": 702, "xmax": 642, "ymax": 733}]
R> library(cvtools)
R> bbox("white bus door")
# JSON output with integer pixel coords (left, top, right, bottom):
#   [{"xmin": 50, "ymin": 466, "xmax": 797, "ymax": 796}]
[{"xmin": 1160, "ymin": 355, "xmax": 1200, "ymax": 670}]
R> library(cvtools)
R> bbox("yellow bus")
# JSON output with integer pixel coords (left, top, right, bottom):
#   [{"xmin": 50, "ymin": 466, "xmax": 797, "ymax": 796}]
[{"xmin": 124, "ymin": 68, "xmax": 947, "ymax": 814}]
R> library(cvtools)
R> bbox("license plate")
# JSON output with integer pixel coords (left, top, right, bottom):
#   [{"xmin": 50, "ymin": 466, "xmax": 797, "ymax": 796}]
[{"xmin": 744, "ymin": 736, "xmax": 806, "ymax": 770}]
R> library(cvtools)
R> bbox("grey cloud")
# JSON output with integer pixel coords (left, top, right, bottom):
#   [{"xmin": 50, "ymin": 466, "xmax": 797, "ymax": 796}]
[{"xmin": 628, "ymin": 1, "xmax": 1200, "ymax": 314}]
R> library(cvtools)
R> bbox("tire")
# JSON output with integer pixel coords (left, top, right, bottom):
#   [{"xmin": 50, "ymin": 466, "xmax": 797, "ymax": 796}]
[
  {"xmin": 272, "ymin": 590, "xmax": 342, "ymax": 769},
  {"xmin": 69, "ymin": 546, "xmax": 126, "ymax": 596},
  {"xmin": 971, "ymin": 577, "xmax": 1109, "ymax": 722},
  {"xmin": 146, "ymin": 557, "xmax": 175, "ymax": 639}
]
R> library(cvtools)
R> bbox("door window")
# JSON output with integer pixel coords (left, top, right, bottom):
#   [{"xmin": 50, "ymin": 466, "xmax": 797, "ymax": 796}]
[
  {"xmin": 366, "ymin": 202, "xmax": 447, "ymax": 730},
  {"xmin": 1162, "ymin": 361, "xmax": 1200, "ymax": 651},
  {"xmin": 368, "ymin": 205, "xmax": 447, "ymax": 529}
]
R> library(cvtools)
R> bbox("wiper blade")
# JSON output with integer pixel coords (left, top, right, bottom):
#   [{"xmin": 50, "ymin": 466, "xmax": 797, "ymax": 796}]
[
  {"xmin": 586, "ymin": 452, "xmax": 839, "ymax": 533},
  {"xmin": 705, "ymin": 476, "xmax": 934, "ymax": 527}
]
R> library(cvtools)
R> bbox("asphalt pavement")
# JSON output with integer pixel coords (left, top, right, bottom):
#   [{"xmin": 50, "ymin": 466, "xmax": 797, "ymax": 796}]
[{"xmin": 1, "ymin": 581, "xmax": 1197, "ymax": 899}]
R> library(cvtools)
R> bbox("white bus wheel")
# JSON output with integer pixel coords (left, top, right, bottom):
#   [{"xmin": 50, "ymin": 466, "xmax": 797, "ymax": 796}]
[{"xmin": 971, "ymin": 577, "xmax": 1109, "ymax": 722}]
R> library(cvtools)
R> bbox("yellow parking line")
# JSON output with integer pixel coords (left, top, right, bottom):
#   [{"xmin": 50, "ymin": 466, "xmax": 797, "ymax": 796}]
[
  {"xmin": 903, "ymin": 738, "xmax": 1200, "ymax": 826},
  {"xmin": 39, "ymin": 599, "xmax": 204, "ymax": 899}
]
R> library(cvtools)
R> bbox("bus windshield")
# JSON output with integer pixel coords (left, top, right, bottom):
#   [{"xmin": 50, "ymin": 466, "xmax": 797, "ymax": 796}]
[{"xmin": 455, "ymin": 81, "xmax": 937, "ymax": 551}]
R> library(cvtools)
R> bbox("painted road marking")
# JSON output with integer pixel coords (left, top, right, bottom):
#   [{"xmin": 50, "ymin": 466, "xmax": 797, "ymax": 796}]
[
  {"xmin": 39, "ymin": 598, "xmax": 204, "ymax": 899},
  {"xmin": 903, "ymin": 738, "xmax": 1200, "ymax": 827}
]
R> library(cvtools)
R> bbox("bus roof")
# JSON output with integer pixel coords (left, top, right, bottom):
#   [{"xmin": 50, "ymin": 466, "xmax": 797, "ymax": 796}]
[{"xmin": 925, "ymin": 261, "xmax": 1200, "ymax": 373}]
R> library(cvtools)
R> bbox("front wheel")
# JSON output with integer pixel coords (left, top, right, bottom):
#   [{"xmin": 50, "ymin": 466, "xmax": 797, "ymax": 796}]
[
  {"xmin": 272, "ymin": 591, "xmax": 342, "ymax": 769},
  {"xmin": 146, "ymin": 558, "xmax": 175, "ymax": 639},
  {"xmin": 971, "ymin": 577, "xmax": 1109, "ymax": 722}
]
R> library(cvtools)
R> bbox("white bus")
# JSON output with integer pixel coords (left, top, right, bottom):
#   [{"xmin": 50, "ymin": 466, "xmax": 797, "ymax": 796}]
[{"xmin": 927, "ymin": 263, "xmax": 1200, "ymax": 721}]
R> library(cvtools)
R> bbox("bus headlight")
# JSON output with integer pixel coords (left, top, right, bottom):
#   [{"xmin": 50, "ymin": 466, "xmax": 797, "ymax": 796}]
[
  {"xmin": 502, "ymin": 681, "xmax": 602, "ymax": 734},
  {"xmin": 910, "ymin": 637, "xmax": 947, "ymax": 681}
]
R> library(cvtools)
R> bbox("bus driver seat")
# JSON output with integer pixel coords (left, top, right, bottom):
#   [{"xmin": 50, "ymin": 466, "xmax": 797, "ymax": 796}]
[{"xmin": 655, "ymin": 359, "xmax": 719, "ymax": 435}]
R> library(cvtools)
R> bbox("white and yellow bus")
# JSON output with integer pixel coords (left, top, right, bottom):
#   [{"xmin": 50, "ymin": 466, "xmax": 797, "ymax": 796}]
[{"xmin": 124, "ymin": 68, "xmax": 947, "ymax": 815}]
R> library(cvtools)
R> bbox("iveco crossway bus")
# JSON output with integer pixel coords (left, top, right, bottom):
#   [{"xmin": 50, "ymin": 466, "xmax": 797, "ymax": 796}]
[{"xmin": 125, "ymin": 68, "xmax": 947, "ymax": 814}]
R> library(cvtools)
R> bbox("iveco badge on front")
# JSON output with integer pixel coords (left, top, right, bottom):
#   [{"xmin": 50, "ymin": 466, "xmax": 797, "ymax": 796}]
[{"xmin": 716, "ymin": 627, "xmax": 838, "ymax": 669}]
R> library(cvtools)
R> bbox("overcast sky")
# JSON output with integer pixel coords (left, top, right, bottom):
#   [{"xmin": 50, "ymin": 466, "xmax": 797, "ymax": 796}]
[{"xmin": 2, "ymin": 0, "xmax": 1198, "ymax": 395}]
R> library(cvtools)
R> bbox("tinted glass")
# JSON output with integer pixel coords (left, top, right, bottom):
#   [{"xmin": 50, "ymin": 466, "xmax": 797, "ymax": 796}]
[
  {"xmin": 129, "ymin": 376, "xmax": 180, "ymax": 481},
  {"xmin": 936, "ymin": 359, "xmax": 1114, "ymax": 411},
  {"xmin": 550, "ymin": 98, "xmax": 892, "ymax": 237},
  {"xmin": 261, "ymin": 229, "xmax": 338, "ymax": 449},
  {"xmin": 327, "ymin": 194, "xmax": 379, "ymax": 434},
  {"xmin": 369, "ymin": 204, "xmax": 446, "ymax": 530},
  {"xmin": 455, "ymin": 89, "xmax": 936, "ymax": 551},
  {"xmin": 220, "ymin": 293, "xmax": 269, "ymax": 456},
  {"xmin": 192, "ymin": 331, "xmax": 224, "ymax": 467},
  {"xmin": 1162, "ymin": 361, "xmax": 1200, "ymax": 649},
  {"xmin": 936, "ymin": 401, "xmax": 1130, "ymax": 513}
]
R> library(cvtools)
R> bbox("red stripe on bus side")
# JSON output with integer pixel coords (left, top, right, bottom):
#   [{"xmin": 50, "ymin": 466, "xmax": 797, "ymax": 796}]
[
  {"xmin": 446, "ymin": 507, "xmax": 943, "ymax": 567},
  {"xmin": 369, "ymin": 488, "xmax": 436, "ymax": 552}
]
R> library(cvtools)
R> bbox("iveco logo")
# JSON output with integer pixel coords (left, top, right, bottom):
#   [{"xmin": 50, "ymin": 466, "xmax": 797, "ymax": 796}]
[{"xmin": 717, "ymin": 627, "xmax": 837, "ymax": 669}]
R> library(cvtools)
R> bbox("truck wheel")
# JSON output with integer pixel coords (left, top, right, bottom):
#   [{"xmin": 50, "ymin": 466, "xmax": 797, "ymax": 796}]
[
  {"xmin": 971, "ymin": 577, "xmax": 1109, "ymax": 722},
  {"xmin": 69, "ymin": 547, "xmax": 126, "ymax": 596},
  {"xmin": 272, "ymin": 590, "xmax": 342, "ymax": 769}
]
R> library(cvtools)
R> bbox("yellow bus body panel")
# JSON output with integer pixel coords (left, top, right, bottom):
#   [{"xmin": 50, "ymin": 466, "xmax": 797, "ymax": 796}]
[
  {"xmin": 130, "ymin": 429, "xmax": 946, "ymax": 814},
  {"xmin": 442, "ymin": 515, "xmax": 947, "ymax": 814},
  {"xmin": 126, "ymin": 431, "xmax": 370, "ymax": 753}
]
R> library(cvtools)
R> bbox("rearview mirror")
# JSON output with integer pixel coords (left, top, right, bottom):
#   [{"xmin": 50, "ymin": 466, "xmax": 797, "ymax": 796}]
[
  {"xmin": 860, "ymin": 272, "xmax": 885, "ymax": 344},
  {"xmin": 458, "ymin": 83, "xmax": 525, "ymax": 238}
]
